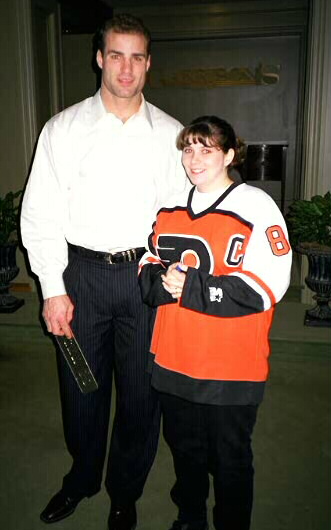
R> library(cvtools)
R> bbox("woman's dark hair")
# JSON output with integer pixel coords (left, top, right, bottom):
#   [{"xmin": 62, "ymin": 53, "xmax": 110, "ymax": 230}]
[
  {"xmin": 95, "ymin": 14, "xmax": 151, "ymax": 56},
  {"xmin": 176, "ymin": 115, "xmax": 246, "ymax": 167}
]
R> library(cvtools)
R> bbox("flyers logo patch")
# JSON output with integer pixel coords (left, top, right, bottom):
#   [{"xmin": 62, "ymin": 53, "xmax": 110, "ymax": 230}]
[{"xmin": 156, "ymin": 234, "xmax": 214, "ymax": 273}]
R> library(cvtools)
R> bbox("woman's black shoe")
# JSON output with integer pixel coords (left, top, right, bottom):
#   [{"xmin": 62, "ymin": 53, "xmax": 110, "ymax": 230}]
[{"xmin": 108, "ymin": 504, "xmax": 137, "ymax": 530}]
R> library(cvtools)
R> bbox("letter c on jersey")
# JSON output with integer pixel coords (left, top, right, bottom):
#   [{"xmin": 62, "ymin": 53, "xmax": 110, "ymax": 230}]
[
  {"xmin": 225, "ymin": 235, "xmax": 246, "ymax": 267},
  {"xmin": 156, "ymin": 234, "xmax": 214, "ymax": 273}
]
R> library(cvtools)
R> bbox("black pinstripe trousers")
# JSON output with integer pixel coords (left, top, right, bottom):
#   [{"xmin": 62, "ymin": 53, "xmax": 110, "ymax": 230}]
[{"xmin": 56, "ymin": 247, "xmax": 160, "ymax": 504}]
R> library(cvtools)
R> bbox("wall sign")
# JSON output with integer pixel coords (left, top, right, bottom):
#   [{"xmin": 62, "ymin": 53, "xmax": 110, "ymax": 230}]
[{"xmin": 148, "ymin": 63, "xmax": 280, "ymax": 88}]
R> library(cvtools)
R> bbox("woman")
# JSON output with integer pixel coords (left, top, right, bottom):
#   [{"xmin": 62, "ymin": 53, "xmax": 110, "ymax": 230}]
[{"xmin": 139, "ymin": 116, "xmax": 292, "ymax": 530}]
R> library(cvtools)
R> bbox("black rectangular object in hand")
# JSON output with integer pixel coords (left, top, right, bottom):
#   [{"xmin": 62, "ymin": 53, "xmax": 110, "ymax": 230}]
[{"xmin": 55, "ymin": 335, "xmax": 98, "ymax": 394}]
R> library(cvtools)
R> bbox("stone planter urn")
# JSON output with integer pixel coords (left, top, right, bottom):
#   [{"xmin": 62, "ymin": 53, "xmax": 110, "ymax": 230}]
[
  {"xmin": 297, "ymin": 243, "xmax": 331, "ymax": 327},
  {"xmin": 0, "ymin": 242, "xmax": 24, "ymax": 313}
]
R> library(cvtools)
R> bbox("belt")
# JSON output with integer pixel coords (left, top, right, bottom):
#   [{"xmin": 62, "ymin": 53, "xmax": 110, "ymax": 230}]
[{"xmin": 68, "ymin": 243, "xmax": 146, "ymax": 264}]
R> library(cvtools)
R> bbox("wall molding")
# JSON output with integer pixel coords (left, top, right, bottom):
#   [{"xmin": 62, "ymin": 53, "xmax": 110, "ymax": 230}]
[
  {"xmin": 15, "ymin": 0, "xmax": 38, "ymax": 174},
  {"xmin": 302, "ymin": 0, "xmax": 331, "ymax": 199},
  {"xmin": 115, "ymin": 0, "xmax": 308, "ymax": 41},
  {"xmin": 300, "ymin": 0, "xmax": 331, "ymax": 303}
]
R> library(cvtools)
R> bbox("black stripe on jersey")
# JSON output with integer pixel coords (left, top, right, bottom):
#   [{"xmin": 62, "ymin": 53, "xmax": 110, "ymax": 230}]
[
  {"xmin": 187, "ymin": 182, "xmax": 241, "ymax": 220},
  {"xmin": 187, "ymin": 186, "xmax": 254, "ymax": 229},
  {"xmin": 200, "ymin": 208, "xmax": 254, "ymax": 230},
  {"xmin": 152, "ymin": 363, "xmax": 265, "ymax": 405},
  {"xmin": 156, "ymin": 205, "xmax": 188, "ymax": 215},
  {"xmin": 182, "ymin": 268, "xmax": 265, "ymax": 317},
  {"xmin": 152, "ymin": 186, "xmax": 253, "ymax": 230},
  {"xmin": 148, "ymin": 223, "xmax": 157, "ymax": 253}
]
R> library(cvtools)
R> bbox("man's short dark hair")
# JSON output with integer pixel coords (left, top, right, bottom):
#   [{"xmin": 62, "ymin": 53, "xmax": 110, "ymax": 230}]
[{"xmin": 95, "ymin": 14, "xmax": 151, "ymax": 56}]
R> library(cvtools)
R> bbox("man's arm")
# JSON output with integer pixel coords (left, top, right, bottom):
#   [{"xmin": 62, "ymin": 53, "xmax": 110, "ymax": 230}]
[
  {"xmin": 21, "ymin": 123, "xmax": 69, "ymax": 298},
  {"xmin": 21, "ymin": 123, "xmax": 73, "ymax": 335}
]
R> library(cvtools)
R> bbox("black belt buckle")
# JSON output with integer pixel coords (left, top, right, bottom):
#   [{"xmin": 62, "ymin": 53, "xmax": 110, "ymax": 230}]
[
  {"xmin": 104, "ymin": 248, "xmax": 138, "ymax": 264},
  {"xmin": 124, "ymin": 249, "xmax": 136, "ymax": 262}
]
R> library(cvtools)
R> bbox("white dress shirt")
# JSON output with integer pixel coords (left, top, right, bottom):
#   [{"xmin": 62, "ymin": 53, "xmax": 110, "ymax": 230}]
[{"xmin": 21, "ymin": 91, "xmax": 187, "ymax": 299}]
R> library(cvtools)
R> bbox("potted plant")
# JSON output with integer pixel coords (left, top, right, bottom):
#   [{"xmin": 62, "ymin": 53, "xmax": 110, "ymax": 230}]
[
  {"xmin": 286, "ymin": 191, "xmax": 331, "ymax": 327},
  {"xmin": 0, "ymin": 189, "xmax": 24, "ymax": 313}
]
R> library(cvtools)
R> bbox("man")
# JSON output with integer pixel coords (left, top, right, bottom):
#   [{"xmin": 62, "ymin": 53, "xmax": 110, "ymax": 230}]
[{"xmin": 21, "ymin": 14, "xmax": 187, "ymax": 530}]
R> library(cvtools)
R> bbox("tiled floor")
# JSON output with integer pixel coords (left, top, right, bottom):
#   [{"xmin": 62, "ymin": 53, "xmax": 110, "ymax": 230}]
[{"xmin": 0, "ymin": 291, "xmax": 330, "ymax": 530}]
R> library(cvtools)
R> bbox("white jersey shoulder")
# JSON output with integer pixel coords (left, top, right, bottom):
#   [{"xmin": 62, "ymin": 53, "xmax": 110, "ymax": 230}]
[{"xmin": 221, "ymin": 183, "xmax": 283, "ymax": 225}]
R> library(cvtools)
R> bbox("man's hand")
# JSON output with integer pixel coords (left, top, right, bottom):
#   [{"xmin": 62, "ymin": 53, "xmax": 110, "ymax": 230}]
[{"xmin": 43, "ymin": 295, "xmax": 74, "ymax": 338}]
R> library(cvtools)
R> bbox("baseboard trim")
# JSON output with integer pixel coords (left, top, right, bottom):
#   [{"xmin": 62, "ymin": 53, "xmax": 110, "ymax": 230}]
[{"xmin": 9, "ymin": 283, "xmax": 32, "ymax": 292}]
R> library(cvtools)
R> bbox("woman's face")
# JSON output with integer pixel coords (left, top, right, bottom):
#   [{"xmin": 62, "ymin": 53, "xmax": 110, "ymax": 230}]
[{"xmin": 181, "ymin": 137, "xmax": 234, "ymax": 193}]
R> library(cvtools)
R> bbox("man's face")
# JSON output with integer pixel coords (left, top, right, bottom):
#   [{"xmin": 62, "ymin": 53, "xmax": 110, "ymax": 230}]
[{"xmin": 96, "ymin": 30, "xmax": 150, "ymax": 100}]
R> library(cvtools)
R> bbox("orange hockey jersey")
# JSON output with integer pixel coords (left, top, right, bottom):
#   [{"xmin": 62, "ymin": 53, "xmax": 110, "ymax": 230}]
[{"xmin": 139, "ymin": 183, "xmax": 292, "ymax": 405}]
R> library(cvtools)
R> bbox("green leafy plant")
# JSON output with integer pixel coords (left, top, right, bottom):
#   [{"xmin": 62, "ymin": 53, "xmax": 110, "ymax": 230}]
[
  {"xmin": 0, "ymin": 190, "xmax": 22, "ymax": 245},
  {"xmin": 286, "ymin": 191, "xmax": 331, "ymax": 250}
]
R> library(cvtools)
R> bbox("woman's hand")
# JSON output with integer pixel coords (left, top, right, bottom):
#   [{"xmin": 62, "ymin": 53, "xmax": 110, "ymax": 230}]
[{"xmin": 161, "ymin": 262, "xmax": 188, "ymax": 299}]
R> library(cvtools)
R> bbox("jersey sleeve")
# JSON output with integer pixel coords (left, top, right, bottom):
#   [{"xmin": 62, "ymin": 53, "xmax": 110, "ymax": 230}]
[
  {"xmin": 181, "ymin": 195, "xmax": 292, "ymax": 318},
  {"xmin": 138, "ymin": 222, "xmax": 177, "ymax": 308}
]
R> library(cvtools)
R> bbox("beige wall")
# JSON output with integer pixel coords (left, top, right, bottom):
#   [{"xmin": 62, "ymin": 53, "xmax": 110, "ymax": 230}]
[
  {"xmin": 2, "ymin": 0, "xmax": 329, "ymax": 295},
  {"xmin": 144, "ymin": 35, "xmax": 302, "ymax": 213},
  {"xmin": 0, "ymin": 0, "xmax": 61, "ymax": 286},
  {"xmin": 62, "ymin": 34, "xmax": 97, "ymax": 108},
  {"xmin": 0, "ymin": 1, "xmax": 28, "ymax": 197},
  {"xmin": 0, "ymin": 1, "xmax": 32, "ymax": 285}
]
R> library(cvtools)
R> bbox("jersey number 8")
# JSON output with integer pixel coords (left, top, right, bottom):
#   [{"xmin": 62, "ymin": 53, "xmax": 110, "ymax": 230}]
[{"xmin": 266, "ymin": 225, "xmax": 290, "ymax": 256}]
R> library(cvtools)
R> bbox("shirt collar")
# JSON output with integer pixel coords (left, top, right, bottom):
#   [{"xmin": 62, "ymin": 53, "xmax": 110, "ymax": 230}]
[
  {"xmin": 90, "ymin": 90, "xmax": 107, "ymax": 123},
  {"xmin": 89, "ymin": 90, "xmax": 153, "ymax": 130},
  {"xmin": 133, "ymin": 95, "xmax": 153, "ymax": 129}
]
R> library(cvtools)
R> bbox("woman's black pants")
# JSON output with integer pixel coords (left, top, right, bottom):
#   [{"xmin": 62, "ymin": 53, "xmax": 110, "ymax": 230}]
[{"xmin": 159, "ymin": 392, "xmax": 258, "ymax": 530}]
